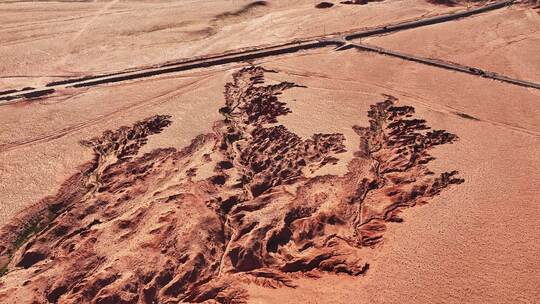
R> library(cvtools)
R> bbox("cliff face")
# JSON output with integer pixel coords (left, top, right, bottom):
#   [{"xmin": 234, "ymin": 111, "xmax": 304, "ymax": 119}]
[{"xmin": 0, "ymin": 67, "xmax": 462, "ymax": 304}]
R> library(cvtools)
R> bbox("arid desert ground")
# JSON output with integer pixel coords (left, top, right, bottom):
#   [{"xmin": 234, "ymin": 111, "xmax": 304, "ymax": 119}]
[{"xmin": 0, "ymin": 0, "xmax": 539, "ymax": 303}]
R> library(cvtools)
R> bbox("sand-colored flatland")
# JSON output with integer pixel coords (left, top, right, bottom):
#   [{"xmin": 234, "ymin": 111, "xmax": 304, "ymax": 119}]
[
  {"xmin": 0, "ymin": 1, "xmax": 539, "ymax": 303},
  {"xmin": 0, "ymin": 0, "xmax": 457, "ymax": 90},
  {"xmin": 365, "ymin": 2, "xmax": 540, "ymax": 82}
]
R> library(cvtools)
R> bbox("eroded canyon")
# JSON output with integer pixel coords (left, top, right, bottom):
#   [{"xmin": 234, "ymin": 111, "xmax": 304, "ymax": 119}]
[{"xmin": 0, "ymin": 67, "xmax": 463, "ymax": 303}]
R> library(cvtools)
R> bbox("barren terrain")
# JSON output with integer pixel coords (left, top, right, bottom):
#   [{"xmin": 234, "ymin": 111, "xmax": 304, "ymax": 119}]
[{"xmin": 0, "ymin": 0, "xmax": 539, "ymax": 303}]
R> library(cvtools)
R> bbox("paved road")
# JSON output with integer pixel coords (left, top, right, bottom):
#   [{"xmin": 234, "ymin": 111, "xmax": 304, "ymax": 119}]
[
  {"xmin": 3, "ymin": 0, "xmax": 534, "ymax": 104},
  {"xmin": 346, "ymin": 42, "xmax": 540, "ymax": 90}
]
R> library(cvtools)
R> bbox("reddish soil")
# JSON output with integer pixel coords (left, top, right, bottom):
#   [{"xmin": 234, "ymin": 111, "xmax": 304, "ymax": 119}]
[
  {"xmin": 0, "ymin": 67, "xmax": 462, "ymax": 303},
  {"xmin": 1, "ymin": 1, "xmax": 538, "ymax": 303}
]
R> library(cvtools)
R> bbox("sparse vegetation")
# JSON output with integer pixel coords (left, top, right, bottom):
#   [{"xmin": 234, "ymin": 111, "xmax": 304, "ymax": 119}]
[
  {"xmin": 316, "ymin": 2, "xmax": 335, "ymax": 8},
  {"xmin": 0, "ymin": 263, "xmax": 8, "ymax": 277},
  {"xmin": 0, "ymin": 220, "xmax": 42, "ymax": 277},
  {"xmin": 13, "ymin": 222, "xmax": 41, "ymax": 250}
]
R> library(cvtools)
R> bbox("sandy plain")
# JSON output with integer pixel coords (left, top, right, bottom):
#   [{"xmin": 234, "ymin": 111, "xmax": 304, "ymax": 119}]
[
  {"xmin": 0, "ymin": 0, "xmax": 456, "ymax": 90},
  {"xmin": 0, "ymin": 0, "xmax": 539, "ymax": 303}
]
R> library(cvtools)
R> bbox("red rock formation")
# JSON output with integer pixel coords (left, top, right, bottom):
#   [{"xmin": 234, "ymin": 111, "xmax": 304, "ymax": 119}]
[{"xmin": 0, "ymin": 66, "xmax": 462, "ymax": 303}]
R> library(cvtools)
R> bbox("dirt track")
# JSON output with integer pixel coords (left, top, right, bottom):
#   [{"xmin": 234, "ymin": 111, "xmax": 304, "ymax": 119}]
[
  {"xmin": 346, "ymin": 42, "xmax": 540, "ymax": 90},
  {"xmin": 2, "ymin": 0, "xmax": 534, "ymax": 104}
]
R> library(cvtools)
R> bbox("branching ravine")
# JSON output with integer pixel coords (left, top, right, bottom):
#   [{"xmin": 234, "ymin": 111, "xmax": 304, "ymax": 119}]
[{"xmin": 0, "ymin": 66, "xmax": 462, "ymax": 304}]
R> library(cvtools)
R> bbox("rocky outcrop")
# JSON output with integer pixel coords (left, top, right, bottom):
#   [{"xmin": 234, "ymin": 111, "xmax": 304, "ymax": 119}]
[{"xmin": 0, "ymin": 66, "xmax": 463, "ymax": 303}]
